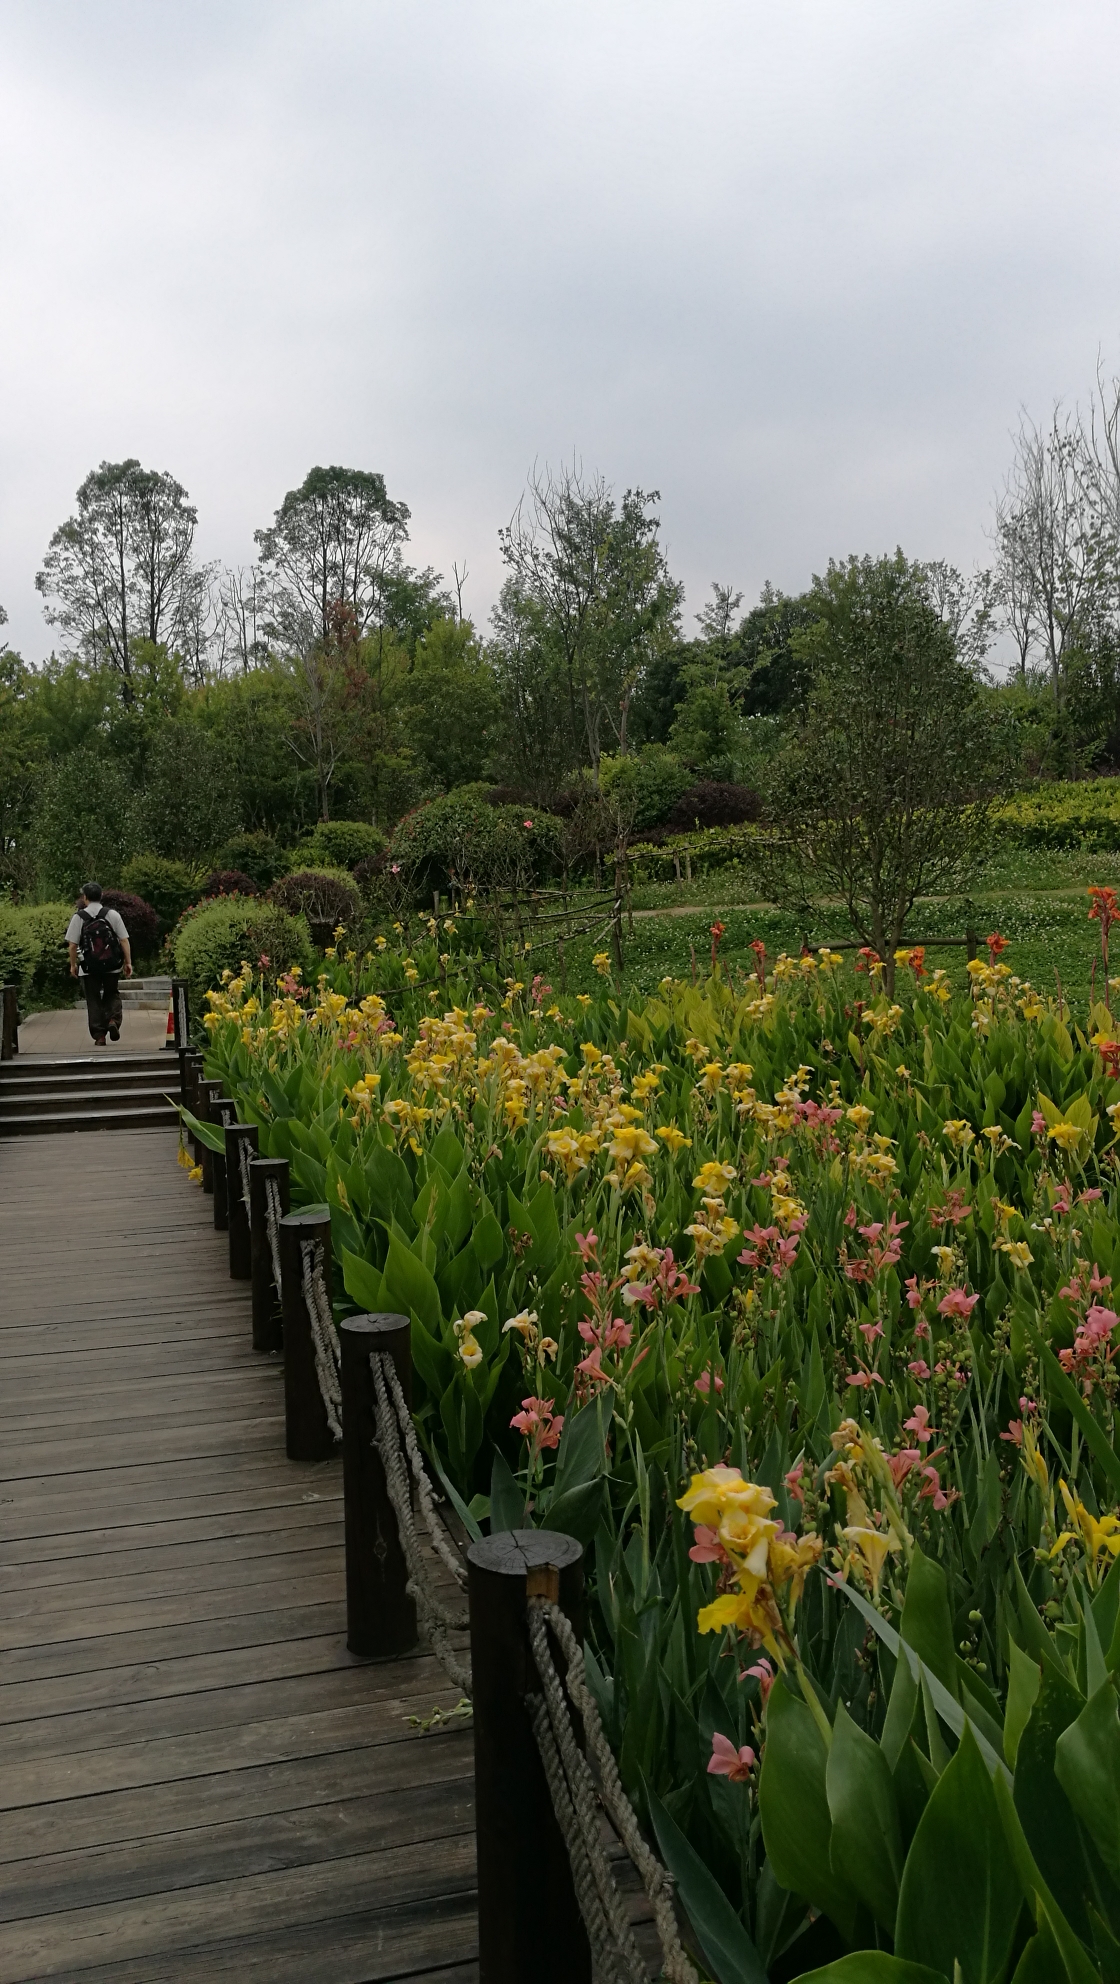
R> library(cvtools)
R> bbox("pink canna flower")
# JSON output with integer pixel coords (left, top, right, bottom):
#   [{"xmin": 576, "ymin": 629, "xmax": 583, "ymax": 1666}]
[
  {"xmin": 907, "ymin": 1358, "xmax": 932, "ymax": 1380},
  {"xmin": 847, "ymin": 1367, "xmax": 885, "ymax": 1389},
  {"xmin": 694, "ymin": 1368, "xmax": 725, "ymax": 1396},
  {"xmin": 903, "ymin": 1404, "xmax": 934, "ymax": 1444},
  {"xmin": 858, "ymin": 1320, "xmax": 884, "ymax": 1345},
  {"xmin": 1000, "ymin": 1420, "xmax": 1024, "ymax": 1446},
  {"xmin": 1031, "ymin": 1109, "xmax": 1047, "ymax": 1136},
  {"xmin": 575, "ymin": 1231, "xmax": 599, "ymax": 1261},
  {"xmin": 938, "ymin": 1287, "xmax": 980, "ymax": 1320},
  {"xmin": 741, "ymin": 1656, "xmax": 774, "ymax": 1704},
  {"xmin": 689, "ymin": 1523, "xmax": 730, "ymax": 1564},
  {"xmin": 510, "ymin": 1396, "xmax": 564, "ymax": 1455},
  {"xmin": 784, "ymin": 1461, "xmax": 805, "ymax": 1504},
  {"xmin": 888, "ymin": 1448, "xmax": 921, "ymax": 1487},
  {"xmin": 905, "ymin": 1275, "xmax": 924, "ymax": 1310},
  {"xmin": 843, "ymin": 1203, "xmax": 858, "ymax": 1229},
  {"xmin": 708, "ymin": 1732, "xmax": 756, "ymax": 1781}
]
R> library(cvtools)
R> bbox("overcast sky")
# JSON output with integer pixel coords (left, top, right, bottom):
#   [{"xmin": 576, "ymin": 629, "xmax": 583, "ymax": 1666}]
[{"xmin": 2, "ymin": 0, "xmax": 1119, "ymax": 663}]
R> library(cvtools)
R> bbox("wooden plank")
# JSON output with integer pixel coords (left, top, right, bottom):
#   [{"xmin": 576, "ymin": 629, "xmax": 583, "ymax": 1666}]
[
  {"xmin": 0, "ymin": 1770, "xmax": 476, "ymax": 1921},
  {"xmin": 0, "ymin": 1658, "xmax": 451, "ymax": 1766},
  {"xmin": 0, "ymin": 1116, "xmax": 478, "ymax": 1979},
  {"xmin": 0, "ymin": 1833, "xmax": 477, "ymax": 1979}
]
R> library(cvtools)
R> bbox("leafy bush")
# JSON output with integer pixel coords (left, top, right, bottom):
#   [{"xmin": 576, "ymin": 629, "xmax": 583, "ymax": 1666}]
[
  {"xmin": 667, "ymin": 780, "xmax": 763, "ymax": 831},
  {"xmin": 295, "ymin": 820, "xmax": 387, "ymax": 872},
  {"xmin": 213, "ymin": 831, "xmax": 286, "ymax": 889},
  {"xmin": 996, "ymin": 777, "xmax": 1120, "ymax": 849},
  {"xmin": 0, "ymin": 905, "xmax": 42, "ymax": 992},
  {"xmin": 599, "ymin": 747, "xmax": 692, "ymax": 831},
  {"xmin": 268, "ymin": 868, "xmax": 360, "ymax": 930},
  {"xmin": 121, "ymin": 855, "xmax": 201, "ymax": 929},
  {"xmin": 100, "ymin": 889, "xmax": 160, "ymax": 959},
  {"xmin": 202, "ymin": 869, "xmax": 259, "ymax": 899},
  {"xmin": 390, "ymin": 794, "xmax": 564, "ymax": 894},
  {"xmin": 172, "ymin": 896, "xmax": 314, "ymax": 1005},
  {"xmin": 16, "ymin": 900, "xmax": 83, "ymax": 996}
]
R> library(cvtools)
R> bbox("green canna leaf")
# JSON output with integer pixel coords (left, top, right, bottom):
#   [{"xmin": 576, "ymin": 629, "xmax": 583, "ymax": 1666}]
[{"xmin": 895, "ymin": 1724, "xmax": 1025, "ymax": 1983}]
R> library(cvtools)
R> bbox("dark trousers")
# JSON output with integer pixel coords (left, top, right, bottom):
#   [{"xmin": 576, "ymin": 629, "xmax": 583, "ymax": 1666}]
[{"xmin": 83, "ymin": 974, "xmax": 123, "ymax": 1040}]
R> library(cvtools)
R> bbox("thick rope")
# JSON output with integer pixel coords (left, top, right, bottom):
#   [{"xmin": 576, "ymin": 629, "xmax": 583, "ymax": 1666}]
[
  {"xmin": 369, "ymin": 1351, "xmax": 473, "ymax": 1696},
  {"xmin": 528, "ymin": 1600, "xmax": 698, "ymax": 1984},
  {"xmin": 263, "ymin": 1177, "xmax": 283, "ymax": 1298},
  {"xmin": 237, "ymin": 1137, "xmax": 253, "ymax": 1217},
  {"xmin": 527, "ymin": 1690, "xmax": 630, "ymax": 1981},
  {"xmin": 299, "ymin": 1239, "xmax": 342, "ymax": 1441},
  {"xmin": 379, "ymin": 1354, "xmax": 467, "ymax": 1589}
]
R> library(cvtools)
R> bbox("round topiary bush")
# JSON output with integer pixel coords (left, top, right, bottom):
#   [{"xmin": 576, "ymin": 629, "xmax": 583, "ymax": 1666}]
[
  {"xmin": 389, "ymin": 795, "xmax": 564, "ymax": 895},
  {"xmin": 666, "ymin": 782, "xmax": 763, "ymax": 832},
  {"xmin": 202, "ymin": 869, "xmax": 260, "ymax": 900},
  {"xmin": 172, "ymin": 897, "xmax": 315, "ymax": 1006},
  {"xmin": 296, "ymin": 820, "xmax": 387, "ymax": 872},
  {"xmin": 121, "ymin": 855, "xmax": 201, "ymax": 930},
  {"xmin": 100, "ymin": 889, "xmax": 161, "ymax": 960},
  {"xmin": 213, "ymin": 832, "xmax": 286, "ymax": 889},
  {"xmin": 268, "ymin": 869, "xmax": 361, "ymax": 949}
]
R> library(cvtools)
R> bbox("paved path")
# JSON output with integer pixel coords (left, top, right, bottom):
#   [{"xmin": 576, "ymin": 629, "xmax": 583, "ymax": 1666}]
[
  {"xmin": 16, "ymin": 1011, "xmax": 171, "ymax": 1059},
  {"xmin": 0, "ymin": 1128, "xmax": 476, "ymax": 1982}
]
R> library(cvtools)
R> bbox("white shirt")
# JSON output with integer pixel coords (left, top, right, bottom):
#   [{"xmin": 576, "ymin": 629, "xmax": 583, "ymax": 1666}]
[{"xmin": 66, "ymin": 905, "xmax": 129, "ymax": 976}]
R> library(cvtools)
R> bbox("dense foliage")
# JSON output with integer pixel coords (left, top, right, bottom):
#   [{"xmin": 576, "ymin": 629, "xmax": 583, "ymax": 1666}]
[{"xmin": 200, "ymin": 917, "xmax": 1120, "ymax": 1980}]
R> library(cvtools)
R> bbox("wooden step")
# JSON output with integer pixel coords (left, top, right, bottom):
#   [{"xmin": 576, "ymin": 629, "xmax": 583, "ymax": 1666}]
[{"xmin": 0, "ymin": 1102, "xmax": 180, "ymax": 1136}]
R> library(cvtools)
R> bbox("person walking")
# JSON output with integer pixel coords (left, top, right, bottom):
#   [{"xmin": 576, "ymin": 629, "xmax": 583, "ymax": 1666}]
[{"xmin": 67, "ymin": 884, "xmax": 133, "ymax": 1045}]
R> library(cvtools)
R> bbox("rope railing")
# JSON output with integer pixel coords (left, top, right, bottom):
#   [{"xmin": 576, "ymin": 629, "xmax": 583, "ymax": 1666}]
[
  {"xmin": 369, "ymin": 1348, "xmax": 472, "ymax": 1697},
  {"xmin": 299, "ymin": 1237, "xmax": 342, "ymax": 1441},
  {"xmin": 237, "ymin": 1136, "xmax": 253, "ymax": 1219},
  {"xmin": 527, "ymin": 1600, "xmax": 697, "ymax": 1984},
  {"xmin": 263, "ymin": 1176, "xmax": 284, "ymax": 1299}
]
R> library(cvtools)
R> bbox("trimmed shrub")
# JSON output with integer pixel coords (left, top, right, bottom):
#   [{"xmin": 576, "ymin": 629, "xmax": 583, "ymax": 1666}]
[
  {"xmin": 0, "ymin": 906, "xmax": 43, "ymax": 993},
  {"xmin": 995, "ymin": 778, "xmax": 1120, "ymax": 849},
  {"xmin": 172, "ymin": 897, "xmax": 315, "ymax": 1005},
  {"xmin": 295, "ymin": 820, "xmax": 387, "ymax": 872},
  {"xmin": 32, "ymin": 746, "xmax": 141, "ymax": 893},
  {"xmin": 389, "ymin": 795, "xmax": 564, "ymax": 895},
  {"xmin": 269, "ymin": 869, "xmax": 360, "ymax": 946},
  {"xmin": 599, "ymin": 748, "xmax": 693, "ymax": 832},
  {"xmin": 121, "ymin": 855, "xmax": 201, "ymax": 929},
  {"xmin": 15, "ymin": 901, "xmax": 81, "ymax": 997},
  {"xmin": 214, "ymin": 831, "xmax": 285, "ymax": 889},
  {"xmin": 202, "ymin": 869, "xmax": 259, "ymax": 899},
  {"xmin": 100, "ymin": 890, "xmax": 161, "ymax": 960},
  {"xmin": 666, "ymin": 781, "xmax": 763, "ymax": 832}
]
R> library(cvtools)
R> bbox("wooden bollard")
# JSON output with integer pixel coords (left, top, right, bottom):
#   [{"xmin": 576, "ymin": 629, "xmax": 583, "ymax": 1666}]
[
  {"xmin": 224, "ymin": 1121, "xmax": 258, "ymax": 1281},
  {"xmin": 249, "ymin": 1156, "xmax": 288, "ymax": 1352},
  {"xmin": 171, "ymin": 976, "xmax": 190, "ymax": 1050},
  {"xmin": 467, "ymin": 1530, "xmax": 590, "ymax": 1983},
  {"xmin": 279, "ymin": 1209, "xmax": 336, "ymax": 1463},
  {"xmin": 197, "ymin": 1079, "xmax": 223, "ymax": 1193},
  {"xmin": 340, "ymin": 1314, "xmax": 418, "ymax": 1657},
  {"xmin": 211, "ymin": 1098, "xmax": 238, "ymax": 1232},
  {"xmin": 1, "ymin": 983, "xmax": 19, "ymax": 1061}
]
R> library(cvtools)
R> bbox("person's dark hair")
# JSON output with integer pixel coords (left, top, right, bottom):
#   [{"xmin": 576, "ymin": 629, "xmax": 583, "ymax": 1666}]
[{"xmin": 81, "ymin": 881, "xmax": 103, "ymax": 901}]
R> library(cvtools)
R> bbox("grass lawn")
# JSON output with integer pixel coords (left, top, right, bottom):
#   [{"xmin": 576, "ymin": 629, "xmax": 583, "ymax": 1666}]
[{"xmin": 540, "ymin": 841, "xmax": 1120, "ymax": 1011}]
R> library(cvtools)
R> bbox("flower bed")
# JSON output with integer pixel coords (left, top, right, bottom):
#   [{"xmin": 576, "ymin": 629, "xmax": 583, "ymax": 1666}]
[{"xmin": 200, "ymin": 921, "xmax": 1120, "ymax": 1979}]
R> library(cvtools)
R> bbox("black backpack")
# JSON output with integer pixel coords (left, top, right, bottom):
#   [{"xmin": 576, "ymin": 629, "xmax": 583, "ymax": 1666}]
[{"xmin": 79, "ymin": 906, "xmax": 124, "ymax": 975}]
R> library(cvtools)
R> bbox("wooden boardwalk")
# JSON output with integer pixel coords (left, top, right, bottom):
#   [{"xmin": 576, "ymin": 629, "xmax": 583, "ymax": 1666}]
[{"xmin": 0, "ymin": 1127, "xmax": 477, "ymax": 1983}]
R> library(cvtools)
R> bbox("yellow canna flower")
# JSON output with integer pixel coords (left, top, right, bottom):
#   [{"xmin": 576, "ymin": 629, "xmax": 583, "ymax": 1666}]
[
  {"xmin": 842, "ymin": 1524, "xmax": 898, "ymax": 1599},
  {"xmin": 846, "ymin": 1104, "xmax": 874, "ymax": 1133},
  {"xmin": 693, "ymin": 1160, "xmax": 737, "ymax": 1195},
  {"xmin": 657, "ymin": 1124, "xmax": 692, "ymax": 1152},
  {"xmin": 677, "ymin": 1467, "xmax": 777, "ymax": 1528}
]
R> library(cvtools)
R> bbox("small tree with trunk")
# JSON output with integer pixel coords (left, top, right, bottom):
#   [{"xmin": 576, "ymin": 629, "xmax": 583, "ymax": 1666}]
[{"xmin": 769, "ymin": 552, "xmax": 1008, "ymax": 984}]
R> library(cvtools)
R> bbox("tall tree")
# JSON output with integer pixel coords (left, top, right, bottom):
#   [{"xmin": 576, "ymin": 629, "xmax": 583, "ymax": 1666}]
[
  {"xmin": 254, "ymin": 465, "xmax": 411, "ymax": 650},
  {"xmin": 995, "ymin": 410, "xmax": 1110, "ymax": 703},
  {"xmin": 770, "ymin": 553, "xmax": 1008, "ymax": 980},
  {"xmin": 497, "ymin": 463, "xmax": 682, "ymax": 774},
  {"xmin": 36, "ymin": 460, "xmax": 204, "ymax": 701}
]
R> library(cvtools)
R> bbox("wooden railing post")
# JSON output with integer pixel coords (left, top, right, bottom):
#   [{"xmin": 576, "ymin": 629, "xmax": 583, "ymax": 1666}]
[
  {"xmin": 278, "ymin": 1209, "xmax": 336, "ymax": 1463},
  {"xmin": 181, "ymin": 1050, "xmax": 204, "ymax": 1162},
  {"xmin": 224, "ymin": 1121, "xmax": 258, "ymax": 1281},
  {"xmin": 1, "ymin": 984, "xmax": 19, "ymax": 1061},
  {"xmin": 249, "ymin": 1155, "xmax": 288, "ymax": 1352},
  {"xmin": 171, "ymin": 977, "xmax": 191, "ymax": 1050},
  {"xmin": 467, "ymin": 1530, "xmax": 590, "ymax": 1984},
  {"xmin": 197, "ymin": 1079, "xmax": 223, "ymax": 1193},
  {"xmin": 339, "ymin": 1314, "xmax": 418, "ymax": 1657},
  {"xmin": 211, "ymin": 1098, "xmax": 238, "ymax": 1232}
]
